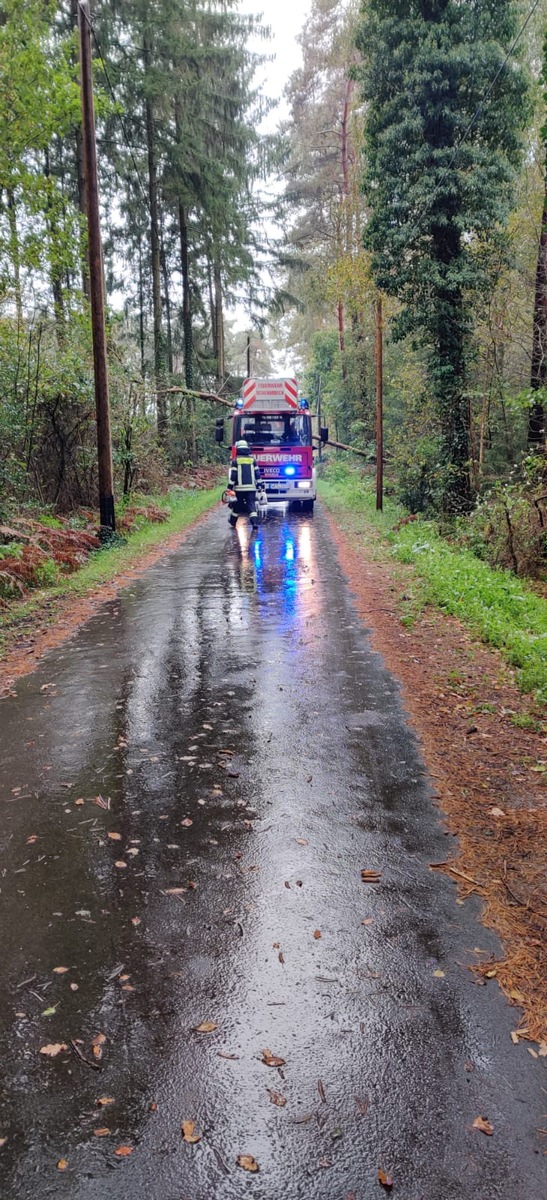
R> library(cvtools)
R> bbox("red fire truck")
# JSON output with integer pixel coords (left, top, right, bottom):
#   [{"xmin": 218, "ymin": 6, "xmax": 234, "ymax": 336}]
[{"xmin": 216, "ymin": 377, "xmax": 327, "ymax": 515}]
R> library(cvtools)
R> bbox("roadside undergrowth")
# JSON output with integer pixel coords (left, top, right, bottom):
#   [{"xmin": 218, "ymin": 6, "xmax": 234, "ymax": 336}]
[{"xmin": 320, "ymin": 465, "xmax": 547, "ymax": 1045}]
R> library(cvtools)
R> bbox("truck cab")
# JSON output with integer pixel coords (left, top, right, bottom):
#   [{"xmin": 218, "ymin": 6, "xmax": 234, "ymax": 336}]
[{"xmin": 229, "ymin": 378, "xmax": 316, "ymax": 513}]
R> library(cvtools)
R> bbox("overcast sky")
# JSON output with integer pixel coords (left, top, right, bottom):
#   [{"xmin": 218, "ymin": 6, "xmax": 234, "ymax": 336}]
[{"xmin": 248, "ymin": 0, "xmax": 311, "ymax": 127}]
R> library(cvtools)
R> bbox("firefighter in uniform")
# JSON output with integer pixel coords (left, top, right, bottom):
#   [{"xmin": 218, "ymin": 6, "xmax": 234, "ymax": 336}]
[{"xmin": 228, "ymin": 440, "xmax": 262, "ymax": 529}]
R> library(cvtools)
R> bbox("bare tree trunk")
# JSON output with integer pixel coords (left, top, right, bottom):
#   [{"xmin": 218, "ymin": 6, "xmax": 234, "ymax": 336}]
[
  {"xmin": 160, "ymin": 231, "xmax": 173, "ymax": 375},
  {"xmin": 529, "ymin": 170, "xmax": 547, "ymax": 449},
  {"xmin": 71, "ymin": 0, "xmax": 90, "ymax": 299},
  {"xmin": 213, "ymin": 255, "xmax": 225, "ymax": 386},
  {"xmin": 144, "ymin": 36, "xmax": 167, "ymax": 441},
  {"xmin": 6, "ymin": 189, "xmax": 23, "ymax": 323},
  {"xmin": 43, "ymin": 148, "xmax": 66, "ymax": 347},
  {"xmin": 138, "ymin": 240, "xmax": 146, "ymax": 383},
  {"xmin": 179, "ymin": 203, "xmax": 194, "ymax": 388}
]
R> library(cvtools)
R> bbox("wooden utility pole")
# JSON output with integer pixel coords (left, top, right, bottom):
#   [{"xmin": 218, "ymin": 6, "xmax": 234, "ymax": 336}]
[
  {"xmin": 376, "ymin": 294, "xmax": 383, "ymax": 512},
  {"xmin": 78, "ymin": 0, "xmax": 115, "ymax": 531}
]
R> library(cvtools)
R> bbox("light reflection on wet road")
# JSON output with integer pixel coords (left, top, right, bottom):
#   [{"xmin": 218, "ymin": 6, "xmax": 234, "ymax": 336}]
[{"xmin": 0, "ymin": 505, "xmax": 544, "ymax": 1199}]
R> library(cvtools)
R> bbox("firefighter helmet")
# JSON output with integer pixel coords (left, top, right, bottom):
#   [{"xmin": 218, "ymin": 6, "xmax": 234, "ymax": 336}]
[{"xmin": 235, "ymin": 439, "xmax": 249, "ymax": 451}]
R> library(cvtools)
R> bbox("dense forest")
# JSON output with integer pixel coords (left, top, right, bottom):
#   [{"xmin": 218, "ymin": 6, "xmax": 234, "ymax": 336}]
[{"xmin": 0, "ymin": 0, "xmax": 546, "ymax": 573}]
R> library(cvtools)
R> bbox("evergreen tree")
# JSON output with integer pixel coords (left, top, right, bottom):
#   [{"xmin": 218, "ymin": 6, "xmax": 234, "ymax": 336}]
[
  {"xmin": 529, "ymin": 28, "xmax": 547, "ymax": 450},
  {"xmin": 357, "ymin": 0, "xmax": 530, "ymax": 510}
]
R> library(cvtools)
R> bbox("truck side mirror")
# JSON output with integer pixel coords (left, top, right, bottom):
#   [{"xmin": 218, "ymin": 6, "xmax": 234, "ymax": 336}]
[
  {"xmin": 320, "ymin": 426, "xmax": 329, "ymax": 444},
  {"xmin": 215, "ymin": 418, "xmax": 224, "ymax": 444}
]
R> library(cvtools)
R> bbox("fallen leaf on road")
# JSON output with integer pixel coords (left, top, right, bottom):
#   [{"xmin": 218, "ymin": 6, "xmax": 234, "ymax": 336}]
[
  {"xmin": 182, "ymin": 1120, "xmax": 201, "ymax": 1144},
  {"xmin": 108, "ymin": 832, "xmax": 122, "ymax": 841},
  {"xmin": 39, "ymin": 1043, "xmax": 67, "ymax": 1057},
  {"xmin": 278, "ymin": 952, "xmax": 285, "ymax": 964},
  {"xmin": 313, "ymin": 930, "xmax": 321, "ymax": 940},
  {"xmin": 472, "ymin": 1116, "xmax": 494, "ymax": 1135},
  {"xmin": 131, "ymin": 917, "xmax": 141, "ymax": 926},
  {"xmin": 355, "ymin": 1095, "xmax": 369, "ymax": 1115},
  {"xmin": 42, "ymin": 1006, "xmax": 57, "ymax": 1017},
  {"xmin": 114, "ymin": 1145, "xmax": 133, "ymax": 1157},
  {"xmin": 94, "ymin": 1128, "xmax": 110, "ymax": 1137},
  {"xmin": 164, "ymin": 887, "xmax": 186, "ymax": 895},
  {"xmin": 70, "ymin": 983, "xmax": 79, "ymax": 991},
  {"xmin": 267, "ymin": 1089, "xmax": 286, "ymax": 1107},
  {"xmin": 194, "ymin": 1021, "xmax": 217, "ymax": 1033},
  {"xmin": 489, "ymin": 807, "xmax": 506, "ymax": 819},
  {"xmin": 237, "ymin": 1154, "xmax": 259, "ymax": 1172},
  {"xmin": 295, "ymin": 838, "xmax": 308, "ymax": 846},
  {"xmin": 53, "ymin": 966, "xmax": 69, "ymax": 974},
  {"xmin": 361, "ymin": 869, "xmax": 381, "ymax": 883},
  {"xmin": 92, "ymin": 1033, "xmax": 106, "ymax": 1060},
  {"xmin": 361, "ymin": 918, "xmax": 374, "ymax": 925},
  {"xmin": 318, "ymin": 1157, "xmax": 333, "ymax": 1168},
  {"xmin": 510, "ymin": 1031, "xmax": 520, "ymax": 1044},
  {"xmin": 187, "ymin": 880, "xmax": 198, "ymax": 890},
  {"xmin": 0, "ymin": 1137, "xmax": 6, "ymax": 1147},
  {"xmin": 284, "ymin": 881, "xmax": 291, "ymax": 889},
  {"xmin": 318, "ymin": 1078, "xmax": 327, "ymax": 1103},
  {"xmin": 114, "ymin": 860, "xmax": 127, "ymax": 869},
  {"xmin": 92, "ymin": 795, "xmax": 109, "ymax": 810},
  {"xmin": 509, "ymin": 988, "xmax": 526, "ymax": 1004},
  {"xmin": 181, "ymin": 818, "xmax": 193, "ymax": 827},
  {"xmin": 378, "ymin": 1167, "xmax": 393, "ymax": 1189},
  {"xmin": 217, "ymin": 1052, "xmax": 240, "ymax": 1060},
  {"xmin": 57, "ymin": 1158, "xmax": 68, "ymax": 1171},
  {"xmin": 27, "ymin": 836, "xmax": 37, "ymax": 844},
  {"xmin": 261, "ymin": 1048, "xmax": 286, "ymax": 1067},
  {"xmin": 433, "ymin": 969, "xmax": 445, "ymax": 978},
  {"xmin": 538, "ymin": 1042, "xmax": 547, "ymax": 1057},
  {"xmin": 96, "ymin": 1097, "xmax": 115, "ymax": 1107},
  {"xmin": 293, "ymin": 1112, "xmax": 313, "ymax": 1124}
]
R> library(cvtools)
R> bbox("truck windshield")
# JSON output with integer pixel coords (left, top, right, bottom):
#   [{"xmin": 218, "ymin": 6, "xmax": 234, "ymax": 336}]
[{"xmin": 234, "ymin": 414, "xmax": 311, "ymax": 447}]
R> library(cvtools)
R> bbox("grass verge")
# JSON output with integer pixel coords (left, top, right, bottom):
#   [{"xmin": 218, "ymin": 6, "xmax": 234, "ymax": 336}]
[{"xmin": 319, "ymin": 464, "xmax": 547, "ymax": 705}]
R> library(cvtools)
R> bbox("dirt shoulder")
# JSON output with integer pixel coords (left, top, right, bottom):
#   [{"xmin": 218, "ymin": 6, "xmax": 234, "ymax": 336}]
[{"xmin": 323, "ymin": 503, "xmax": 547, "ymax": 1047}]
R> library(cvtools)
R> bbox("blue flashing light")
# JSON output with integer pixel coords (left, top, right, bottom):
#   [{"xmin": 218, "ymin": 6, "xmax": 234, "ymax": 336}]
[
  {"xmin": 235, "ymin": 397, "xmax": 244, "ymax": 409},
  {"xmin": 284, "ymin": 465, "xmax": 296, "ymax": 477},
  {"xmin": 284, "ymin": 538, "xmax": 295, "ymax": 562},
  {"xmin": 298, "ymin": 397, "xmax": 309, "ymax": 409}
]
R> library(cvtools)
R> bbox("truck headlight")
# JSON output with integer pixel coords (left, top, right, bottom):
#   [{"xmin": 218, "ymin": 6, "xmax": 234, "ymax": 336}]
[{"xmin": 297, "ymin": 481, "xmax": 311, "ymax": 489}]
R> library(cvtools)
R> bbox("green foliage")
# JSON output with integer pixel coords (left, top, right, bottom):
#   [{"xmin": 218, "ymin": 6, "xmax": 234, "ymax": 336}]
[
  {"xmin": 356, "ymin": 0, "xmax": 531, "ymax": 512},
  {"xmin": 391, "ymin": 521, "xmax": 547, "ymax": 703},
  {"xmin": 453, "ymin": 457, "xmax": 547, "ymax": 578},
  {"xmin": 320, "ymin": 460, "xmax": 547, "ymax": 703}
]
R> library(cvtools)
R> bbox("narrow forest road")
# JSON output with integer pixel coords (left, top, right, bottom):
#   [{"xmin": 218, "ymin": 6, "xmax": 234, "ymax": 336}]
[{"xmin": 0, "ymin": 505, "xmax": 544, "ymax": 1200}]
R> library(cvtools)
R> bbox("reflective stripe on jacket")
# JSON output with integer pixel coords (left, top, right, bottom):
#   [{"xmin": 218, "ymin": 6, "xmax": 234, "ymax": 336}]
[{"xmin": 229, "ymin": 455, "xmax": 259, "ymax": 491}]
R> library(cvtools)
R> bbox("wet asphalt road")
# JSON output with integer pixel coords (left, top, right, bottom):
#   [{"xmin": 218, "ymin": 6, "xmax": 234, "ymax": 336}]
[{"xmin": 0, "ymin": 504, "xmax": 545, "ymax": 1200}]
